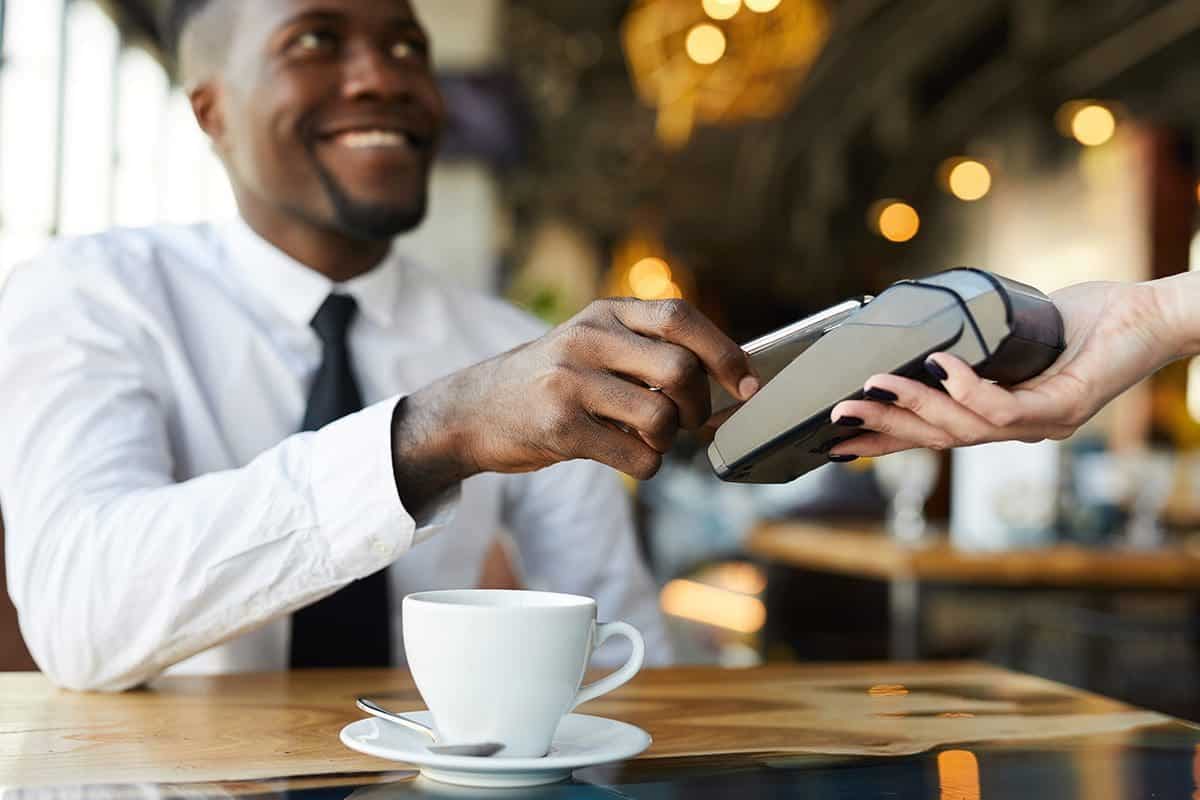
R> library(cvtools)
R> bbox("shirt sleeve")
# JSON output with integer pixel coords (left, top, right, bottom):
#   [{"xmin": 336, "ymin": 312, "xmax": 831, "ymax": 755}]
[
  {"xmin": 501, "ymin": 461, "xmax": 674, "ymax": 667},
  {"xmin": 0, "ymin": 261, "xmax": 451, "ymax": 692}
]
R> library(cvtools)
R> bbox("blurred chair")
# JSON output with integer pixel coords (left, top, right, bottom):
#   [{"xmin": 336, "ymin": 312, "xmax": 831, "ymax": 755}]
[{"xmin": 0, "ymin": 508, "xmax": 37, "ymax": 670}]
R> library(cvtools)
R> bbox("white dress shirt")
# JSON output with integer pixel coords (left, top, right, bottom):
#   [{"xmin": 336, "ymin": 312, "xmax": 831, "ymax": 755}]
[{"xmin": 0, "ymin": 218, "xmax": 671, "ymax": 692}]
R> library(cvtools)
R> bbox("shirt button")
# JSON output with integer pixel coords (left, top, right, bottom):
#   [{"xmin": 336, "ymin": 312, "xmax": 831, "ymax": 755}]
[{"xmin": 371, "ymin": 538, "xmax": 393, "ymax": 558}]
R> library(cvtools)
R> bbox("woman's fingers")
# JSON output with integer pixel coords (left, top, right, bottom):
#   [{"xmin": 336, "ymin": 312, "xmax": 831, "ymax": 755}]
[
  {"xmin": 830, "ymin": 392, "xmax": 972, "ymax": 452},
  {"xmin": 832, "ymin": 367, "xmax": 1000, "ymax": 448},
  {"xmin": 828, "ymin": 431, "xmax": 925, "ymax": 458},
  {"xmin": 926, "ymin": 353, "xmax": 1086, "ymax": 430},
  {"xmin": 829, "ymin": 360, "xmax": 1062, "ymax": 453},
  {"xmin": 924, "ymin": 354, "xmax": 1036, "ymax": 428}
]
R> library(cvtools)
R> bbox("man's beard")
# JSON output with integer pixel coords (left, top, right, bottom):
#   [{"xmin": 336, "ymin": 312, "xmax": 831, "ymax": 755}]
[{"xmin": 311, "ymin": 157, "xmax": 429, "ymax": 241}]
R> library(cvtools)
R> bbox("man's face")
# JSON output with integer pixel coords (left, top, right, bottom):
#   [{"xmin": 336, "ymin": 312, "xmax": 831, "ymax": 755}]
[{"xmin": 211, "ymin": 0, "xmax": 445, "ymax": 241}]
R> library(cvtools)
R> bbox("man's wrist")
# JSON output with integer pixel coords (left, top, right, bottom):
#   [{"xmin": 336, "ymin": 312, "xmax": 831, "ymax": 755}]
[{"xmin": 389, "ymin": 380, "xmax": 479, "ymax": 516}]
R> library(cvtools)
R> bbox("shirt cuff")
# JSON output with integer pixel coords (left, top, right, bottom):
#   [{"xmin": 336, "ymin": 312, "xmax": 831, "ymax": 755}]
[{"xmin": 310, "ymin": 396, "xmax": 458, "ymax": 578}]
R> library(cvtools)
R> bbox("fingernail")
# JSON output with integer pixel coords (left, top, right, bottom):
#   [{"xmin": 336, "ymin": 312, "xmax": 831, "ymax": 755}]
[
  {"xmin": 835, "ymin": 416, "xmax": 864, "ymax": 428},
  {"xmin": 739, "ymin": 375, "xmax": 761, "ymax": 400},
  {"xmin": 829, "ymin": 454, "xmax": 859, "ymax": 463},
  {"xmin": 865, "ymin": 387, "xmax": 898, "ymax": 403},
  {"xmin": 924, "ymin": 358, "xmax": 949, "ymax": 382}
]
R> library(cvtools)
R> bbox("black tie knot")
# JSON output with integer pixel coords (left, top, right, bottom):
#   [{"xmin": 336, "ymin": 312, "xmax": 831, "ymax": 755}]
[{"xmin": 311, "ymin": 293, "xmax": 358, "ymax": 345}]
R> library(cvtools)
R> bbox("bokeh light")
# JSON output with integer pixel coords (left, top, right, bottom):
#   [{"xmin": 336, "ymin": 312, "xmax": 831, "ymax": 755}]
[
  {"xmin": 876, "ymin": 201, "xmax": 920, "ymax": 242},
  {"xmin": 1071, "ymin": 103, "xmax": 1116, "ymax": 146},
  {"xmin": 702, "ymin": 0, "xmax": 741, "ymax": 21},
  {"xmin": 938, "ymin": 750, "xmax": 981, "ymax": 800},
  {"xmin": 947, "ymin": 159, "xmax": 992, "ymax": 201},
  {"xmin": 629, "ymin": 256, "xmax": 676, "ymax": 299},
  {"xmin": 685, "ymin": 23, "xmax": 727, "ymax": 64},
  {"xmin": 660, "ymin": 579, "xmax": 766, "ymax": 633},
  {"xmin": 745, "ymin": 0, "xmax": 783, "ymax": 12}
]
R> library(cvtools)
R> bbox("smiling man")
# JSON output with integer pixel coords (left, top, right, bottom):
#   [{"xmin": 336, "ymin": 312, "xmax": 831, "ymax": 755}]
[{"xmin": 0, "ymin": 0, "xmax": 761, "ymax": 691}]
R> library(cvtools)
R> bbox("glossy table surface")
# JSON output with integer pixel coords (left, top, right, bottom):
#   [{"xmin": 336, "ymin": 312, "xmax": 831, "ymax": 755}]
[
  {"xmin": 2, "ymin": 663, "xmax": 1197, "ymax": 798},
  {"xmin": 748, "ymin": 520, "xmax": 1200, "ymax": 588}
]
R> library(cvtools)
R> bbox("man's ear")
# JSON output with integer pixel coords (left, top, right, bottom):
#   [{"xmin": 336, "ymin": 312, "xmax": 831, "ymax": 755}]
[{"xmin": 189, "ymin": 82, "xmax": 226, "ymax": 149}]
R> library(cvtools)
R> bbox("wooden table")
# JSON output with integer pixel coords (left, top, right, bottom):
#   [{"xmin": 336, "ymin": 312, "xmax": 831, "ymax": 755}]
[
  {"xmin": 0, "ymin": 663, "xmax": 1187, "ymax": 796},
  {"xmin": 747, "ymin": 521, "xmax": 1200, "ymax": 660}
]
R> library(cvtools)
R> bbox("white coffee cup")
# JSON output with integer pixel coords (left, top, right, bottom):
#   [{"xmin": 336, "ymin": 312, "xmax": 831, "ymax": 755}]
[{"xmin": 402, "ymin": 589, "xmax": 645, "ymax": 758}]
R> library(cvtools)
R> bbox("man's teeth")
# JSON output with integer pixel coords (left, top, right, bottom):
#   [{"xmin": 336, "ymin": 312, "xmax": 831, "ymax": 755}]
[{"xmin": 335, "ymin": 130, "xmax": 410, "ymax": 148}]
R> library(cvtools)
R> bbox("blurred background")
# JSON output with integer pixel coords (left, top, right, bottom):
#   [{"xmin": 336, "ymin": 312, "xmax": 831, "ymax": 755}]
[{"xmin": 5, "ymin": 0, "xmax": 1200, "ymax": 718}]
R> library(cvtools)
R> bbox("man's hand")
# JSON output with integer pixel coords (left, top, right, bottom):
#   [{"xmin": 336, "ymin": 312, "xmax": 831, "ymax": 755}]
[
  {"xmin": 826, "ymin": 280, "xmax": 1184, "ymax": 458},
  {"xmin": 391, "ymin": 298, "xmax": 759, "ymax": 510}
]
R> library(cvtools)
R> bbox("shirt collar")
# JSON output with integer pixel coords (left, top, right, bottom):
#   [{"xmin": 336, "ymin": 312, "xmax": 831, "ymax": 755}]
[{"xmin": 218, "ymin": 217, "xmax": 402, "ymax": 329}]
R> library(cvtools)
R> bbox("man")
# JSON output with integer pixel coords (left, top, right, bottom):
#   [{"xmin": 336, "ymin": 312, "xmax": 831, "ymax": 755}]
[{"xmin": 0, "ymin": 0, "xmax": 761, "ymax": 691}]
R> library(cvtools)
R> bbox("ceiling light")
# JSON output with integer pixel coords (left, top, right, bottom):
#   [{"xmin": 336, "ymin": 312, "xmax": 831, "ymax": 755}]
[{"xmin": 685, "ymin": 23, "xmax": 727, "ymax": 65}]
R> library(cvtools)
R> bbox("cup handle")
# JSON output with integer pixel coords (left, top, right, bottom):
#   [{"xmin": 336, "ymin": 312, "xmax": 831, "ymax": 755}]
[{"xmin": 571, "ymin": 620, "xmax": 645, "ymax": 710}]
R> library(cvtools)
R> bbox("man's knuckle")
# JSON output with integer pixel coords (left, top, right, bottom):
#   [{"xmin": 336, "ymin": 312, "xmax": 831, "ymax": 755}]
[
  {"xmin": 660, "ymin": 349, "xmax": 700, "ymax": 389},
  {"xmin": 655, "ymin": 299, "xmax": 692, "ymax": 331},
  {"xmin": 630, "ymin": 450, "xmax": 662, "ymax": 481},
  {"xmin": 584, "ymin": 298, "xmax": 617, "ymax": 320},
  {"xmin": 642, "ymin": 396, "xmax": 678, "ymax": 436},
  {"xmin": 538, "ymin": 365, "xmax": 576, "ymax": 397},
  {"xmin": 552, "ymin": 322, "xmax": 596, "ymax": 358},
  {"xmin": 712, "ymin": 345, "xmax": 744, "ymax": 378}
]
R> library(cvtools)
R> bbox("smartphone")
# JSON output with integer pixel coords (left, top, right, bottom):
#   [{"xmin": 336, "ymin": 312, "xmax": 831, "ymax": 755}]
[{"xmin": 709, "ymin": 297, "xmax": 871, "ymax": 415}]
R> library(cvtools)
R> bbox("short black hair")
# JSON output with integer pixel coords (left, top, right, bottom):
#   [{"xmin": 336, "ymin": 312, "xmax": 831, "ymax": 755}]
[{"xmin": 162, "ymin": 0, "xmax": 215, "ymax": 60}]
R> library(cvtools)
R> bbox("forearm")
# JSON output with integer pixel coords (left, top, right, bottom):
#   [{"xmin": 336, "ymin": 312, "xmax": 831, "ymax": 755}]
[
  {"xmin": 8, "ymin": 403, "xmax": 418, "ymax": 692},
  {"xmin": 1150, "ymin": 270, "xmax": 1200, "ymax": 361},
  {"xmin": 15, "ymin": 472, "xmax": 315, "ymax": 691}
]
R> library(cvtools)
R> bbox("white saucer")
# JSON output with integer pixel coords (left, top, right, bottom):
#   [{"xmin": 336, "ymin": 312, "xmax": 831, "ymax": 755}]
[{"xmin": 340, "ymin": 711, "xmax": 651, "ymax": 788}]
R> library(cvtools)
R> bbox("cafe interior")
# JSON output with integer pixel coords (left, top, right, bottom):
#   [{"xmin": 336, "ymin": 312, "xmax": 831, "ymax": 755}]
[{"xmin": 5, "ymin": 0, "xmax": 1200, "ymax": 797}]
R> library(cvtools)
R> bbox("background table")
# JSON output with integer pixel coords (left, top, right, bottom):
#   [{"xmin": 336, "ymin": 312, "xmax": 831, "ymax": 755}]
[
  {"xmin": 1, "ymin": 662, "xmax": 1191, "ymax": 797},
  {"xmin": 747, "ymin": 521, "xmax": 1200, "ymax": 659}
]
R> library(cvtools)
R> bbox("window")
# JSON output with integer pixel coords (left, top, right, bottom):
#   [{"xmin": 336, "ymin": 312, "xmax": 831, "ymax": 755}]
[
  {"xmin": 0, "ymin": 0, "xmax": 236, "ymax": 286},
  {"xmin": 162, "ymin": 90, "xmax": 236, "ymax": 225},
  {"xmin": 114, "ymin": 47, "xmax": 169, "ymax": 227},
  {"xmin": 0, "ymin": 0, "xmax": 64, "ymax": 275},
  {"xmin": 60, "ymin": 0, "xmax": 119, "ymax": 235}
]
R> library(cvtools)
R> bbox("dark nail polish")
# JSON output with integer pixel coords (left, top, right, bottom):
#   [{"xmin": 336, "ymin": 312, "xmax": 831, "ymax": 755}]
[
  {"xmin": 829, "ymin": 454, "xmax": 859, "ymax": 463},
  {"xmin": 865, "ymin": 387, "xmax": 898, "ymax": 403},
  {"xmin": 836, "ymin": 416, "xmax": 864, "ymax": 428},
  {"xmin": 924, "ymin": 358, "xmax": 949, "ymax": 381}
]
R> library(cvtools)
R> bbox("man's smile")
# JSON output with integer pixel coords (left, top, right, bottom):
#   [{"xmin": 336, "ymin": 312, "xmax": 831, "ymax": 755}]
[
  {"xmin": 330, "ymin": 129, "xmax": 412, "ymax": 149},
  {"xmin": 315, "ymin": 112, "xmax": 433, "ymax": 150},
  {"xmin": 310, "ymin": 115, "xmax": 435, "ymax": 180}
]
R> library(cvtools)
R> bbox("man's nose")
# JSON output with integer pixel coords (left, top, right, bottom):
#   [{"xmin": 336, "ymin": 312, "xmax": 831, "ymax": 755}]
[{"xmin": 342, "ymin": 43, "xmax": 409, "ymax": 101}]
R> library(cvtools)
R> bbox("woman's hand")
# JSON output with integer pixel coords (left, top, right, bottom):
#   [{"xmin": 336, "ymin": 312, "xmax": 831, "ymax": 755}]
[{"xmin": 827, "ymin": 279, "xmax": 1186, "ymax": 458}]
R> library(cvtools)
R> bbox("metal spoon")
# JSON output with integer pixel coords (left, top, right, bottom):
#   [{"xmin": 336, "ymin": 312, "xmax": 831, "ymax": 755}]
[{"xmin": 355, "ymin": 697, "xmax": 505, "ymax": 757}]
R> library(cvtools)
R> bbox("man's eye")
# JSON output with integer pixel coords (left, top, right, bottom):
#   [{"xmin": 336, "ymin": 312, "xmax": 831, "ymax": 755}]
[
  {"xmin": 391, "ymin": 40, "xmax": 427, "ymax": 61},
  {"xmin": 292, "ymin": 31, "xmax": 336, "ymax": 54}
]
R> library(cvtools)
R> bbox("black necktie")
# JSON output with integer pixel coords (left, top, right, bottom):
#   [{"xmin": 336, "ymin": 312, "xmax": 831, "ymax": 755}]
[{"xmin": 290, "ymin": 294, "xmax": 392, "ymax": 668}]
